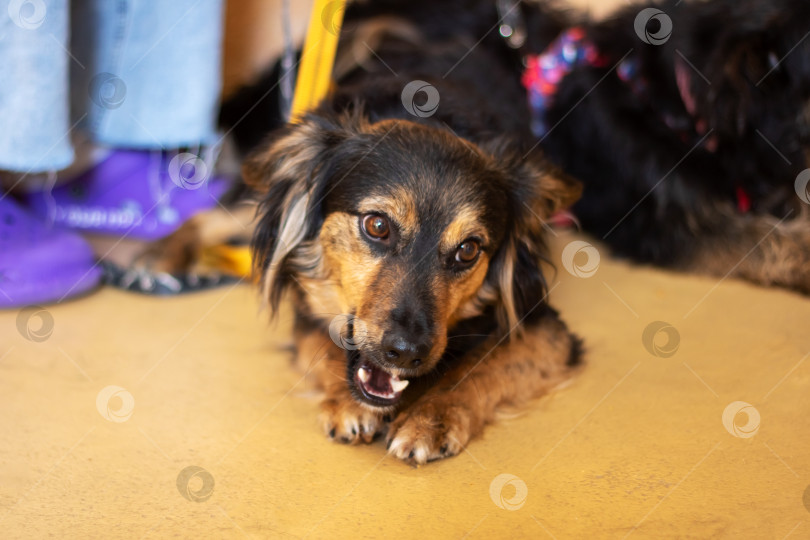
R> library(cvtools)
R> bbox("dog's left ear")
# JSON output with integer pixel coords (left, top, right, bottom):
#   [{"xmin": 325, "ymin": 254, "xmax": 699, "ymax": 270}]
[
  {"xmin": 243, "ymin": 113, "xmax": 361, "ymax": 312},
  {"xmin": 480, "ymin": 142, "xmax": 582, "ymax": 336}
]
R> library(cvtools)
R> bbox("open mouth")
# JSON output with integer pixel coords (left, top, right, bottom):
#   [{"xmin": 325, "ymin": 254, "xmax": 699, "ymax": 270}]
[{"xmin": 353, "ymin": 361, "xmax": 409, "ymax": 407}]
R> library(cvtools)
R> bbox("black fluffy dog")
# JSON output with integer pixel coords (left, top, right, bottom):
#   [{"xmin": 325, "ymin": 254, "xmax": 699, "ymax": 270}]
[{"xmin": 534, "ymin": 0, "xmax": 810, "ymax": 293}]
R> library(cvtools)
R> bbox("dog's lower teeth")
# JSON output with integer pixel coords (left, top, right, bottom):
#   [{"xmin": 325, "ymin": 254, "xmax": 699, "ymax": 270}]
[
  {"xmin": 355, "ymin": 363, "xmax": 409, "ymax": 401},
  {"xmin": 390, "ymin": 378, "xmax": 409, "ymax": 393}
]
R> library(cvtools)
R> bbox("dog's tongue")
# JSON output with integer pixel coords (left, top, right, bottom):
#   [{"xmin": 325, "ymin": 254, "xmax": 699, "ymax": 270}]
[{"xmin": 357, "ymin": 363, "xmax": 408, "ymax": 398}]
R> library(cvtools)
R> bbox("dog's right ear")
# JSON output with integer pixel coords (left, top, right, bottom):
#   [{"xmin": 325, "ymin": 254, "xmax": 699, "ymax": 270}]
[
  {"xmin": 243, "ymin": 114, "xmax": 357, "ymax": 311},
  {"xmin": 476, "ymin": 141, "xmax": 582, "ymax": 337}
]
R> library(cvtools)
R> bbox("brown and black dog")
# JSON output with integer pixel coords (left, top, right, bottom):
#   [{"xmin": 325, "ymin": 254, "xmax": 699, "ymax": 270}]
[
  {"xmin": 246, "ymin": 111, "xmax": 581, "ymax": 463},
  {"xmin": 136, "ymin": 0, "xmax": 583, "ymax": 464}
]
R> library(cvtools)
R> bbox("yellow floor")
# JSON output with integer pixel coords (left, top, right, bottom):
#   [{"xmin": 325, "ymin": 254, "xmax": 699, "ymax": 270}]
[{"xmin": 1, "ymin": 232, "xmax": 808, "ymax": 539}]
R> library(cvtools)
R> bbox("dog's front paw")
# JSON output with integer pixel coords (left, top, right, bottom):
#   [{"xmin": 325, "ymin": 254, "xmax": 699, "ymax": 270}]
[
  {"xmin": 386, "ymin": 400, "xmax": 473, "ymax": 465},
  {"xmin": 319, "ymin": 397, "xmax": 383, "ymax": 444}
]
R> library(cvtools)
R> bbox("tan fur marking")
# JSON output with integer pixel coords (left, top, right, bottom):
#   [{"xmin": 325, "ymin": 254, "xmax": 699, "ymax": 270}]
[
  {"xmin": 319, "ymin": 212, "xmax": 382, "ymax": 309},
  {"xmin": 445, "ymin": 258, "xmax": 491, "ymax": 328},
  {"xmin": 317, "ymin": 211, "xmax": 387, "ymax": 345},
  {"xmin": 439, "ymin": 205, "xmax": 489, "ymax": 253},
  {"xmin": 296, "ymin": 274, "xmax": 344, "ymax": 318},
  {"xmin": 454, "ymin": 282, "xmax": 499, "ymax": 320}
]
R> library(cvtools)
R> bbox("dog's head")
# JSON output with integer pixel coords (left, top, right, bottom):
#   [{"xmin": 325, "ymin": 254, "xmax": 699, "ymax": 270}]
[{"xmin": 245, "ymin": 111, "xmax": 579, "ymax": 409}]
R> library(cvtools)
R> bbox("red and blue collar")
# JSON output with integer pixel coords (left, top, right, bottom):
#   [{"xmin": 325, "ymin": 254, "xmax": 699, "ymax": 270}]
[
  {"xmin": 522, "ymin": 27, "xmax": 717, "ymax": 149},
  {"xmin": 521, "ymin": 28, "xmax": 750, "ymax": 212},
  {"xmin": 521, "ymin": 28, "xmax": 609, "ymax": 137}
]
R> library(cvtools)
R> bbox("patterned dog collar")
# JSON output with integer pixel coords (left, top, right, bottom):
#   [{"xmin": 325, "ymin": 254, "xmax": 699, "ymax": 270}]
[
  {"xmin": 522, "ymin": 28, "xmax": 609, "ymax": 137},
  {"xmin": 522, "ymin": 28, "xmax": 751, "ymax": 212}
]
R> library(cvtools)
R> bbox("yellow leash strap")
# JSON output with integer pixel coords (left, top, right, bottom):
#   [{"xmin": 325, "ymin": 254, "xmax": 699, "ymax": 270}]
[
  {"xmin": 202, "ymin": 0, "xmax": 346, "ymax": 279},
  {"xmin": 199, "ymin": 243, "xmax": 253, "ymax": 279},
  {"xmin": 291, "ymin": 0, "xmax": 347, "ymax": 122}
]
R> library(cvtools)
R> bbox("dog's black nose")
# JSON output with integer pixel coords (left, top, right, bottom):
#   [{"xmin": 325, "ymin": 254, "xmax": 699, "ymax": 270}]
[{"xmin": 382, "ymin": 332, "xmax": 429, "ymax": 368}]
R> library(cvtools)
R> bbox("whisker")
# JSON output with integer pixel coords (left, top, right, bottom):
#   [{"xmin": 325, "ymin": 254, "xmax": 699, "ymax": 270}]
[{"xmin": 446, "ymin": 334, "xmax": 492, "ymax": 340}]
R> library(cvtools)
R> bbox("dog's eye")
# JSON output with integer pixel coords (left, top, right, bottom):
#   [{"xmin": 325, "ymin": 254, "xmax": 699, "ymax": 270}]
[
  {"xmin": 362, "ymin": 214, "xmax": 390, "ymax": 240},
  {"xmin": 455, "ymin": 240, "xmax": 481, "ymax": 264}
]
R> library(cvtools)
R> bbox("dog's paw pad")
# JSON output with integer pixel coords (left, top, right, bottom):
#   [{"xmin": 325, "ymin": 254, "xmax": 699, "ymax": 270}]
[
  {"xmin": 319, "ymin": 398, "xmax": 382, "ymax": 445},
  {"xmin": 385, "ymin": 403, "xmax": 470, "ymax": 465}
]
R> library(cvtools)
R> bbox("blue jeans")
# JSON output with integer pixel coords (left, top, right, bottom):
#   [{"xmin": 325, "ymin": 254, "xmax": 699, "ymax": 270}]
[{"xmin": 0, "ymin": 0, "xmax": 224, "ymax": 173}]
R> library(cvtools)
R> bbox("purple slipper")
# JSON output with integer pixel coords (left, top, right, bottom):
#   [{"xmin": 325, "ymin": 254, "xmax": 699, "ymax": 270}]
[
  {"xmin": 0, "ymin": 197, "xmax": 102, "ymax": 309},
  {"xmin": 24, "ymin": 150, "xmax": 232, "ymax": 241}
]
